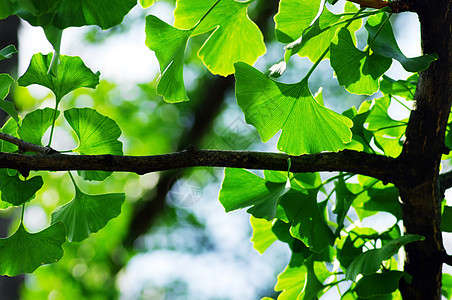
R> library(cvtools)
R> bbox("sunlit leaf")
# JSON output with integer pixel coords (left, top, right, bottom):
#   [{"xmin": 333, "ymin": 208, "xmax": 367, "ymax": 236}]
[
  {"xmin": 331, "ymin": 28, "xmax": 391, "ymax": 95},
  {"xmin": 0, "ymin": 45, "xmax": 17, "ymax": 61},
  {"xmin": 18, "ymin": 53, "xmax": 100, "ymax": 102},
  {"xmin": 443, "ymin": 273, "xmax": 452, "ymax": 299},
  {"xmin": 365, "ymin": 13, "xmax": 437, "ymax": 72},
  {"xmin": 352, "ymin": 185, "xmax": 402, "ymax": 220},
  {"xmin": 51, "ymin": 185, "xmax": 125, "ymax": 242},
  {"xmin": 279, "ymin": 189, "xmax": 334, "ymax": 252},
  {"xmin": 145, "ymin": 15, "xmax": 192, "ymax": 103},
  {"xmin": 275, "ymin": 264, "xmax": 307, "ymax": 300},
  {"xmin": 346, "ymin": 234, "xmax": 424, "ymax": 281},
  {"xmin": 355, "ymin": 271, "xmax": 404, "ymax": 298},
  {"xmin": 219, "ymin": 168, "xmax": 287, "ymax": 221},
  {"xmin": 250, "ymin": 216, "xmax": 277, "ymax": 254},
  {"xmin": 174, "ymin": 0, "xmax": 265, "ymax": 76},
  {"xmin": 18, "ymin": 108, "xmax": 59, "ymax": 146},
  {"xmin": 140, "ymin": 0, "xmax": 154, "ymax": 8},
  {"xmin": 235, "ymin": 62, "xmax": 353, "ymax": 155},
  {"xmin": 0, "ymin": 73, "xmax": 19, "ymax": 123},
  {"xmin": 64, "ymin": 107, "xmax": 123, "ymax": 181},
  {"xmin": 0, "ymin": 222, "xmax": 65, "ymax": 276},
  {"xmin": 0, "ymin": 169, "xmax": 43, "ymax": 206}
]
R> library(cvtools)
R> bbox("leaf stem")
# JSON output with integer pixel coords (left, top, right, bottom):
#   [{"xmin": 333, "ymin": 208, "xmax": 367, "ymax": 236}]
[
  {"xmin": 68, "ymin": 171, "xmax": 80, "ymax": 192},
  {"xmin": 391, "ymin": 95, "xmax": 412, "ymax": 111},
  {"xmin": 47, "ymin": 99, "xmax": 60, "ymax": 147},
  {"xmin": 365, "ymin": 12, "xmax": 392, "ymax": 51}
]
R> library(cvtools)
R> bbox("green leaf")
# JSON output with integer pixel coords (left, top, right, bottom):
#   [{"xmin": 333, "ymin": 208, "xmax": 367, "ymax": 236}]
[
  {"xmin": 279, "ymin": 190, "xmax": 334, "ymax": 252},
  {"xmin": 338, "ymin": 235, "xmax": 363, "ymax": 268},
  {"xmin": 346, "ymin": 234, "xmax": 424, "ymax": 281},
  {"xmin": 0, "ymin": 45, "xmax": 17, "ymax": 61},
  {"xmin": 380, "ymin": 74, "xmax": 418, "ymax": 99},
  {"xmin": 290, "ymin": 172, "xmax": 323, "ymax": 191},
  {"xmin": 331, "ymin": 28, "xmax": 392, "ymax": 95},
  {"xmin": 51, "ymin": 186, "xmax": 125, "ymax": 242},
  {"xmin": 0, "ymin": 222, "xmax": 66, "ymax": 276},
  {"xmin": 250, "ymin": 216, "xmax": 277, "ymax": 254},
  {"xmin": 64, "ymin": 108, "xmax": 123, "ymax": 181},
  {"xmin": 235, "ymin": 62, "xmax": 353, "ymax": 155},
  {"xmin": 352, "ymin": 185, "xmax": 402, "ymax": 220},
  {"xmin": 18, "ymin": 53, "xmax": 100, "ymax": 102},
  {"xmin": 442, "ymin": 273, "xmax": 452, "ymax": 300},
  {"xmin": 442, "ymin": 206, "xmax": 452, "ymax": 232},
  {"xmin": 219, "ymin": 168, "xmax": 287, "ymax": 220},
  {"xmin": 0, "ymin": 73, "xmax": 19, "ymax": 123},
  {"xmin": 275, "ymin": 264, "xmax": 307, "ymax": 300},
  {"xmin": 365, "ymin": 13, "xmax": 437, "ymax": 72},
  {"xmin": 277, "ymin": 1, "xmax": 361, "ymax": 62},
  {"xmin": 333, "ymin": 176, "xmax": 356, "ymax": 235},
  {"xmin": 0, "ymin": 0, "xmax": 13, "ymax": 19},
  {"xmin": 342, "ymin": 101, "xmax": 374, "ymax": 153},
  {"xmin": 355, "ymin": 271, "xmax": 404, "ymax": 298},
  {"xmin": 140, "ymin": 0, "xmax": 154, "ymax": 8},
  {"xmin": 145, "ymin": 15, "xmax": 192, "ymax": 103},
  {"xmin": 53, "ymin": 0, "xmax": 137, "ymax": 30},
  {"xmin": 18, "ymin": 108, "xmax": 59, "ymax": 146},
  {"xmin": 174, "ymin": 0, "xmax": 265, "ymax": 76},
  {"xmin": 1, "ymin": 117, "xmax": 19, "ymax": 153},
  {"xmin": 0, "ymin": 169, "xmax": 43, "ymax": 206}
]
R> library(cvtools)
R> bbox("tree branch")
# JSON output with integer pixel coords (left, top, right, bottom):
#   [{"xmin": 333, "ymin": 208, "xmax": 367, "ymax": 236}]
[
  {"xmin": 346, "ymin": 0, "xmax": 416, "ymax": 12},
  {"xmin": 0, "ymin": 132, "xmax": 57, "ymax": 155},
  {"xmin": 347, "ymin": 0, "xmax": 389, "ymax": 9},
  {"xmin": 0, "ymin": 149, "xmax": 396, "ymax": 182}
]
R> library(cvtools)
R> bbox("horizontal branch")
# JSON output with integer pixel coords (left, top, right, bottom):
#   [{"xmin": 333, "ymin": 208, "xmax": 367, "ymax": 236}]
[
  {"xmin": 346, "ymin": 0, "xmax": 415, "ymax": 12},
  {"xmin": 0, "ymin": 132, "xmax": 57, "ymax": 155},
  {"xmin": 0, "ymin": 148, "xmax": 396, "ymax": 183}
]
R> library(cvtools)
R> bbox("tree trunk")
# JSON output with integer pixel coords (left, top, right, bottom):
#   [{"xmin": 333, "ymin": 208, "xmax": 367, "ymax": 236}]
[{"xmin": 398, "ymin": 0, "xmax": 452, "ymax": 298}]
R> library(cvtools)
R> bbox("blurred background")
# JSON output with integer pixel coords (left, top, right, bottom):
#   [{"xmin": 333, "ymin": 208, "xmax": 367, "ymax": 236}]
[{"xmin": 0, "ymin": 0, "xmax": 425, "ymax": 299}]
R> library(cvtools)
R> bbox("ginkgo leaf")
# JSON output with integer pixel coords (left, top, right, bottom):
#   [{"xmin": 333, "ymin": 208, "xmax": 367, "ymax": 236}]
[
  {"xmin": 354, "ymin": 271, "xmax": 405, "ymax": 298},
  {"xmin": 18, "ymin": 53, "xmax": 100, "ymax": 102},
  {"xmin": 1, "ymin": 117, "xmax": 19, "ymax": 153},
  {"xmin": 0, "ymin": 0, "xmax": 13, "ymax": 19},
  {"xmin": 140, "ymin": 0, "xmax": 154, "ymax": 8},
  {"xmin": 174, "ymin": 0, "xmax": 265, "ymax": 76},
  {"xmin": 64, "ymin": 107, "xmax": 123, "ymax": 181},
  {"xmin": 234, "ymin": 62, "xmax": 353, "ymax": 155},
  {"xmin": 331, "ymin": 28, "xmax": 392, "ymax": 95},
  {"xmin": 278, "ymin": 189, "xmax": 334, "ymax": 252},
  {"xmin": 0, "ymin": 73, "xmax": 19, "ymax": 123},
  {"xmin": 145, "ymin": 15, "xmax": 192, "ymax": 103},
  {"xmin": 18, "ymin": 108, "xmax": 59, "ymax": 146},
  {"xmin": 0, "ymin": 45, "xmax": 17, "ymax": 61},
  {"xmin": 0, "ymin": 222, "xmax": 66, "ymax": 276},
  {"xmin": 250, "ymin": 216, "xmax": 277, "ymax": 254},
  {"xmin": 276, "ymin": 1, "xmax": 361, "ymax": 62},
  {"xmin": 365, "ymin": 13, "xmax": 437, "ymax": 72},
  {"xmin": 380, "ymin": 74, "xmax": 418, "ymax": 99},
  {"xmin": 219, "ymin": 168, "xmax": 287, "ymax": 221},
  {"xmin": 51, "ymin": 186, "xmax": 125, "ymax": 242},
  {"xmin": 0, "ymin": 169, "xmax": 43, "ymax": 206},
  {"xmin": 346, "ymin": 234, "xmax": 423, "ymax": 281}
]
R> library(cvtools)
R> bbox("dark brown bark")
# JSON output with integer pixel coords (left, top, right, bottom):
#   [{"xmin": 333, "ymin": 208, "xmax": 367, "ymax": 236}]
[{"xmin": 397, "ymin": 0, "xmax": 452, "ymax": 298}]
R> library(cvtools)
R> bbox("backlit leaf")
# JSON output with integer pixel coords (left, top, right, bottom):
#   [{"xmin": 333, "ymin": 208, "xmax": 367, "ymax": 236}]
[
  {"xmin": 250, "ymin": 216, "xmax": 277, "ymax": 254},
  {"xmin": 51, "ymin": 186, "xmax": 125, "ymax": 242},
  {"xmin": 365, "ymin": 13, "xmax": 437, "ymax": 72},
  {"xmin": 0, "ymin": 45, "xmax": 17, "ymax": 61},
  {"xmin": 331, "ymin": 28, "xmax": 391, "ymax": 95},
  {"xmin": 64, "ymin": 108, "xmax": 123, "ymax": 181},
  {"xmin": 0, "ymin": 73, "xmax": 19, "ymax": 123},
  {"xmin": 235, "ymin": 62, "xmax": 353, "ymax": 155},
  {"xmin": 18, "ymin": 53, "xmax": 100, "ymax": 102},
  {"xmin": 380, "ymin": 74, "xmax": 418, "ymax": 99},
  {"xmin": 0, "ymin": 222, "xmax": 65, "ymax": 276},
  {"xmin": 219, "ymin": 168, "xmax": 287, "ymax": 221},
  {"xmin": 174, "ymin": 0, "xmax": 265, "ymax": 76},
  {"xmin": 18, "ymin": 108, "xmax": 59, "ymax": 146},
  {"xmin": 145, "ymin": 15, "xmax": 192, "ymax": 103}
]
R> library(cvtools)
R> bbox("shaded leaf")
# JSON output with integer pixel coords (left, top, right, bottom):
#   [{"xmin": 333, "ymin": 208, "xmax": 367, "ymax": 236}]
[
  {"xmin": 355, "ymin": 271, "xmax": 404, "ymax": 298},
  {"xmin": 219, "ymin": 168, "xmax": 287, "ymax": 220},
  {"xmin": 18, "ymin": 53, "xmax": 100, "ymax": 102},
  {"xmin": 352, "ymin": 185, "xmax": 402, "ymax": 220},
  {"xmin": 342, "ymin": 101, "xmax": 374, "ymax": 153},
  {"xmin": 250, "ymin": 216, "xmax": 277, "ymax": 254},
  {"xmin": 0, "ymin": 222, "xmax": 65, "ymax": 276},
  {"xmin": 365, "ymin": 13, "xmax": 437, "ymax": 72},
  {"xmin": 0, "ymin": 45, "xmax": 17, "ymax": 61},
  {"xmin": 333, "ymin": 175, "xmax": 356, "ymax": 235},
  {"xmin": 64, "ymin": 108, "xmax": 123, "ymax": 181},
  {"xmin": 380, "ymin": 74, "xmax": 418, "ymax": 99},
  {"xmin": 235, "ymin": 62, "xmax": 353, "ymax": 155},
  {"xmin": 18, "ymin": 108, "xmax": 59, "ymax": 146},
  {"xmin": 346, "ymin": 234, "xmax": 424, "ymax": 281},
  {"xmin": 51, "ymin": 186, "xmax": 125, "ymax": 242},
  {"xmin": 331, "ymin": 28, "xmax": 391, "ymax": 95},
  {"xmin": 279, "ymin": 189, "xmax": 334, "ymax": 252},
  {"xmin": 0, "ymin": 169, "xmax": 43, "ymax": 206},
  {"xmin": 442, "ymin": 206, "xmax": 452, "ymax": 232},
  {"xmin": 0, "ymin": 73, "xmax": 19, "ymax": 123},
  {"xmin": 0, "ymin": 0, "xmax": 13, "ymax": 19},
  {"xmin": 1, "ymin": 117, "xmax": 19, "ymax": 153},
  {"xmin": 174, "ymin": 0, "xmax": 265, "ymax": 76},
  {"xmin": 145, "ymin": 15, "xmax": 192, "ymax": 103}
]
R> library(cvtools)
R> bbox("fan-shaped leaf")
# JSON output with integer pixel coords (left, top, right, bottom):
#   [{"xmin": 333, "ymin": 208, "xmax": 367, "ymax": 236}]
[
  {"xmin": 18, "ymin": 108, "xmax": 59, "ymax": 146},
  {"xmin": 0, "ymin": 222, "xmax": 65, "ymax": 276},
  {"xmin": 0, "ymin": 169, "xmax": 43, "ymax": 206},
  {"xmin": 0, "ymin": 45, "xmax": 17, "ymax": 61},
  {"xmin": 0, "ymin": 73, "xmax": 18, "ymax": 123},
  {"xmin": 250, "ymin": 216, "xmax": 277, "ymax": 254},
  {"xmin": 235, "ymin": 62, "xmax": 352, "ymax": 155}
]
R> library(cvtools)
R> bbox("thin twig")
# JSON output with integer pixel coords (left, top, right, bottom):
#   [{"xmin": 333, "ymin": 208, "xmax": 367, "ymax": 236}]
[{"xmin": 0, "ymin": 132, "xmax": 58, "ymax": 155}]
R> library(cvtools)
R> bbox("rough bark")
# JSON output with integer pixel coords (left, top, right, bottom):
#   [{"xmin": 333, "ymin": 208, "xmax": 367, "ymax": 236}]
[{"xmin": 397, "ymin": 0, "xmax": 452, "ymax": 298}]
